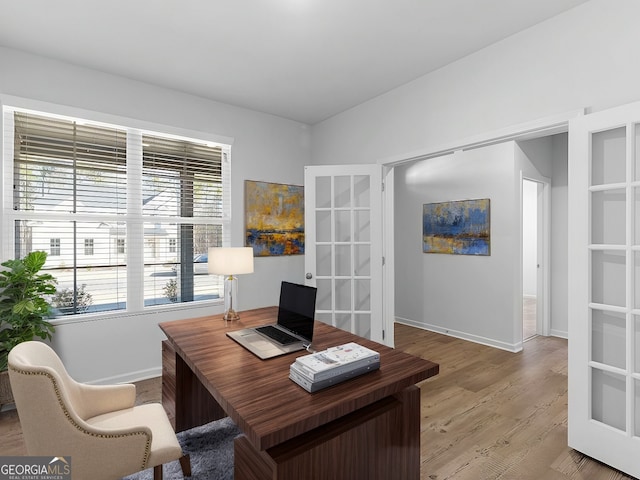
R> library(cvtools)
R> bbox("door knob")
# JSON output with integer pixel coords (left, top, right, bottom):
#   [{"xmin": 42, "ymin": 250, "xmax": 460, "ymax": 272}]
[{"xmin": 305, "ymin": 273, "xmax": 313, "ymax": 279}]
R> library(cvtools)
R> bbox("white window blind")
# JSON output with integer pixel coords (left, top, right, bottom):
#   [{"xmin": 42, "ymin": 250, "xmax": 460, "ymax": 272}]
[
  {"xmin": 13, "ymin": 112, "xmax": 127, "ymax": 214},
  {"xmin": 141, "ymin": 133, "xmax": 226, "ymax": 306},
  {"xmin": 4, "ymin": 108, "xmax": 231, "ymax": 317}
]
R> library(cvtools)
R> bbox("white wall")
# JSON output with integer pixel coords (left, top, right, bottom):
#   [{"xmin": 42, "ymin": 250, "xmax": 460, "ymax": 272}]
[
  {"xmin": 0, "ymin": 47, "xmax": 311, "ymax": 383},
  {"xmin": 312, "ymin": 0, "xmax": 635, "ymax": 344},
  {"xmin": 311, "ymin": 0, "xmax": 640, "ymax": 168},
  {"xmin": 394, "ymin": 142, "xmax": 522, "ymax": 351},
  {"xmin": 394, "ymin": 138, "xmax": 563, "ymax": 350}
]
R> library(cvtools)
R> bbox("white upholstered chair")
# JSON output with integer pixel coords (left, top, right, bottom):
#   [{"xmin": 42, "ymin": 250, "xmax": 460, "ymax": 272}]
[{"xmin": 8, "ymin": 341, "xmax": 191, "ymax": 480}]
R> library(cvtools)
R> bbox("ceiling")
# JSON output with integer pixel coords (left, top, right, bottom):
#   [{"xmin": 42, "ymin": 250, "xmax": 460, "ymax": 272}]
[{"xmin": 0, "ymin": 0, "xmax": 589, "ymax": 125}]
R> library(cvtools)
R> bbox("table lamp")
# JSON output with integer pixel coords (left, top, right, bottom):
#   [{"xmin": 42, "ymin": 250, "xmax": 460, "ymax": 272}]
[{"xmin": 208, "ymin": 247, "xmax": 254, "ymax": 321}]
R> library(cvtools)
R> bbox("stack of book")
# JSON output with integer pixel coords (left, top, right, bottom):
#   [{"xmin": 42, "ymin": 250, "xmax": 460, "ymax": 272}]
[{"xmin": 289, "ymin": 342, "xmax": 380, "ymax": 393}]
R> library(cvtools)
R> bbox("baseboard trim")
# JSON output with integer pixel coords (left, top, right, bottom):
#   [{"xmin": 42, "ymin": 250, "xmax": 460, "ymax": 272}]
[
  {"xmin": 395, "ymin": 316, "xmax": 523, "ymax": 353},
  {"xmin": 89, "ymin": 367, "xmax": 162, "ymax": 385},
  {"xmin": 550, "ymin": 329, "xmax": 568, "ymax": 339}
]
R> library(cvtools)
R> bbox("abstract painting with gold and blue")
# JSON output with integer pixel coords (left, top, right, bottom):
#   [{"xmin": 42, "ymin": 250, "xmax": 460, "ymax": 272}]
[
  {"xmin": 423, "ymin": 199, "xmax": 490, "ymax": 255},
  {"xmin": 245, "ymin": 180, "xmax": 304, "ymax": 256}
]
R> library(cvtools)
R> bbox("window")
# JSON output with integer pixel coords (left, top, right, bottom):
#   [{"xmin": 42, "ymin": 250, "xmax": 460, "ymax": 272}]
[
  {"xmin": 4, "ymin": 108, "xmax": 231, "ymax": 317},
  {"xmin": 50, "ymin": 238, "xmax": 60, "ymax": 256},
  {"xmin": 84, "ymin": 238, "xmax": 94, "ymax": 256}
]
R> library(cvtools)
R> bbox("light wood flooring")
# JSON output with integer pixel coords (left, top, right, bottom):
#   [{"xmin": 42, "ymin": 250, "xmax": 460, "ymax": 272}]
[
  {"xmin": 395, "ymin": 324, "xmax": 635, "ymax": 480},
  {"xmin": 523, "ymin": 295, "xmax": 537, "ymax": 341},
  {"xmin": 0, "ymin": 325, "xmax": 635, "ymax": 479}
]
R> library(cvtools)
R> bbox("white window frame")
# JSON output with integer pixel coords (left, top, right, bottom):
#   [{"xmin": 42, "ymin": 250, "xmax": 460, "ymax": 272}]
[
  {"xmin": 50, "ymin": 238, "xmax": 61, "ymax": 257},
  {"xmin": 0, "ymin": 97, "xmax": 234, "ymax": 323},
  {"xmin": 84, "ymin": 238, "xmax": 94, "ymax": 256}
]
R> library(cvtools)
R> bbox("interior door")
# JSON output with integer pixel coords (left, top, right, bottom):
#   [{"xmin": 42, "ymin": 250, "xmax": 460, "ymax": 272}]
[
  {"xmin": 568, "ymin": 101, "xmax": 640, "ymax": 477},
  {"xmin": 522, "ymin": 176, "xmax": 551, "ymax": 339},
  {"xmin": 522, "ymin": 178, "xmax": 540, "ymax": 340},
  {"xmin": 304, "ymin": 164, "xmax": 386, "ymax": 344}
]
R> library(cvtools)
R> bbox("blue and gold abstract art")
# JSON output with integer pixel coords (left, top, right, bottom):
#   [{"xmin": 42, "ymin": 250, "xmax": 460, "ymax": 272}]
[
  {"xmin": 423, "ymin": 199, "xmax": 490, "ymax": 255},
  {"xmin": 245, "ymin": 180, "xmax": 304, "ymax": 256}
]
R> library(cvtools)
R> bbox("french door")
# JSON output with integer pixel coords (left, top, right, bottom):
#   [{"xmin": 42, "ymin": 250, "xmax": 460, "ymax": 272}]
[
  {"xmin": 568, "ymin": 101, "xmax": 640, "ymax": 477},
  {"xmin": 304, "ymin": 165, "xmax": 387, "ymax": 345}
]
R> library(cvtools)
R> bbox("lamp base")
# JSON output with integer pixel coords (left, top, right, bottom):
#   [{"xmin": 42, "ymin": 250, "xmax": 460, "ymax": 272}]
[{"xmin": 223, "ymin": 308, "xmax": 240, "ymax": 322}]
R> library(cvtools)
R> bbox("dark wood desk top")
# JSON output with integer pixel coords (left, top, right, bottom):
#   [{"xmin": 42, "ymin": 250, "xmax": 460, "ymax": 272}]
[{"xmin": 160, "ymin": 306, "xmax": 439, "ymax": 450}]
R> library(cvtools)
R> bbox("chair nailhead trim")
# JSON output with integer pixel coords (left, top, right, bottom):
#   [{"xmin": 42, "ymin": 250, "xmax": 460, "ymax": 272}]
[{"xmin": 9, "ymin": 366, "xmax": 152, "ymax": 470}]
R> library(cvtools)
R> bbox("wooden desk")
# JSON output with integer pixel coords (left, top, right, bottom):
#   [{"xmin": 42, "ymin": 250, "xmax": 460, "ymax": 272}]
[{"xmin": 160, "ymin": 307, "xmax": 439, "ymax": 480}]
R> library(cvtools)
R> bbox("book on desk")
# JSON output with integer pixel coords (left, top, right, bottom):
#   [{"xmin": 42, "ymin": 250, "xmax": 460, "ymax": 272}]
[{"xmin": 289, "ymin": 342, "xmax": 380, "ymax": 393}]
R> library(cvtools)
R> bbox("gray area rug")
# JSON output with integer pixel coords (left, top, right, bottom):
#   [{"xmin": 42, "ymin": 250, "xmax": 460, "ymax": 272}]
[{"xmin": 123, "ymin": 417, "xmax": 240, "ymax": 480}]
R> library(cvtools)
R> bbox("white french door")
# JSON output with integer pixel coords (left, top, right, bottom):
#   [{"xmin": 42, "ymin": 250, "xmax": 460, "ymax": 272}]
[
  {"xmin": 568, "ymin": 101, "xmax": 640, "ymax": 477},
  {"xmin": 304, "ymin": 164, "xmax": 387, "ymax": 345}
]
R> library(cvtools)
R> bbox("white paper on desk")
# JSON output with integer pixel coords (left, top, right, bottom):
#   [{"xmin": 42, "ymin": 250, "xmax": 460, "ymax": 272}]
[{"xmin": 295, "ymin": 342, "xmax": 379, "ymax": 374}]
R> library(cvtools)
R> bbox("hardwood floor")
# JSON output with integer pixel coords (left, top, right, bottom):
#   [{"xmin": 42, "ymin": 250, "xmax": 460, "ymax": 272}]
[
  {"xmin": 523, "ymin": 295, "xmax": 537, "ymax": 341},
  {"xmin": 394, "ymin": 323, "xmax": 634, "ymax": 480},
  {"xmin": 0, "ymin": 325, "xmax": 635, "ymax": 479}
]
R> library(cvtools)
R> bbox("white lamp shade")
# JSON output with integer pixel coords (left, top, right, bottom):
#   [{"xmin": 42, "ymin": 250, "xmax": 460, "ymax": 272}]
[{"xmin": 208, "ymin": 247, "xmax": 254, "ymax": 275}]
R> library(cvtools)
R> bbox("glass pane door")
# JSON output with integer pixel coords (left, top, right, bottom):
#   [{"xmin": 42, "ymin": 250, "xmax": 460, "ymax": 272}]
[
  {"xmin": 304, "ymin": 165, "xmax": 383, "ymax": 343},
  {"xmin": 589, "ymin": 126, "xmax": 628, "ymax": 432},
  {"xmin": 568, "ymin": 101, "xmax": 640, "ymax": 478}
]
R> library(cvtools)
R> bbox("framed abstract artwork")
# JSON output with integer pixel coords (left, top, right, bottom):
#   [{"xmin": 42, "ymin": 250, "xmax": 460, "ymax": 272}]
[
  {"xmin": 245, "ymin": 180, "xmax": 304, "ymax": 256},
  {"xmin": 423, "ymin": 198, "xmax": 490, "ymax": 255}
]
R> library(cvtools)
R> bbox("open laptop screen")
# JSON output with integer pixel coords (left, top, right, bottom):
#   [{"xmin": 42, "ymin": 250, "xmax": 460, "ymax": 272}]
[{"xmin": 278, "ymin": 281, "xmax": 317, "ymax": 341}]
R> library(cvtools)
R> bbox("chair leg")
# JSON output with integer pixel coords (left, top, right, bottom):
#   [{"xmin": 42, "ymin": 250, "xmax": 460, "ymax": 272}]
[
  {"xmin": 153, "ymin": 464, "xmax": 163, "ymax": 480},
  {"xmin": 179, "ymin": 454, "xmax": 192, "ymax": 477}
]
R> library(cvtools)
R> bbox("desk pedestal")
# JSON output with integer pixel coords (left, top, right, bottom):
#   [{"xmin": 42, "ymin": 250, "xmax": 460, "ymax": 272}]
[
  {"xmin": 162, "ymin": 341, "xmax": 226, "ymax": 431},
  {"xmin": 234, "ymin": 386, "xmax": 420, "ymax": 480}
]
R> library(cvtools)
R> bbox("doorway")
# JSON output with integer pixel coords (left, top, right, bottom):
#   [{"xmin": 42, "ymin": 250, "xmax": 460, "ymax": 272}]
[
  {"xmin": 522, "ymin": 178, "xmax": 539, "ymax": 341},
  {"xmin": 522, "ymin": 177, "xmax": 550, "ymax": 342}
]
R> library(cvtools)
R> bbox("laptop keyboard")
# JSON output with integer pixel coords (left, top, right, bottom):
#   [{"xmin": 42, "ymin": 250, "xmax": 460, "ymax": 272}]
[{"xmin": 255, "ymin": 325, "xmax": 299, "ymax": 345}]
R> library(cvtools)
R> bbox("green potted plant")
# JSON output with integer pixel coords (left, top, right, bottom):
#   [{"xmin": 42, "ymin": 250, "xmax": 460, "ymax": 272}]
[{"xmin": 0, "ymin": 251, "xmax": 57, "ymax": 406}]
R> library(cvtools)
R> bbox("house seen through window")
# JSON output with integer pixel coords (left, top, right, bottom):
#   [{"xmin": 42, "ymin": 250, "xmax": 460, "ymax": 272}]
[{"xmin": 5, "ymin": 108, "xmax": 231, "ymax": 317}]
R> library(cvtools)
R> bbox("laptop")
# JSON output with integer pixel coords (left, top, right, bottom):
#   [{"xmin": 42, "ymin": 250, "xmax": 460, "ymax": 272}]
[{"xmin": 226, "ymin": 281, "xmax": 317, "ymax": 360}]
